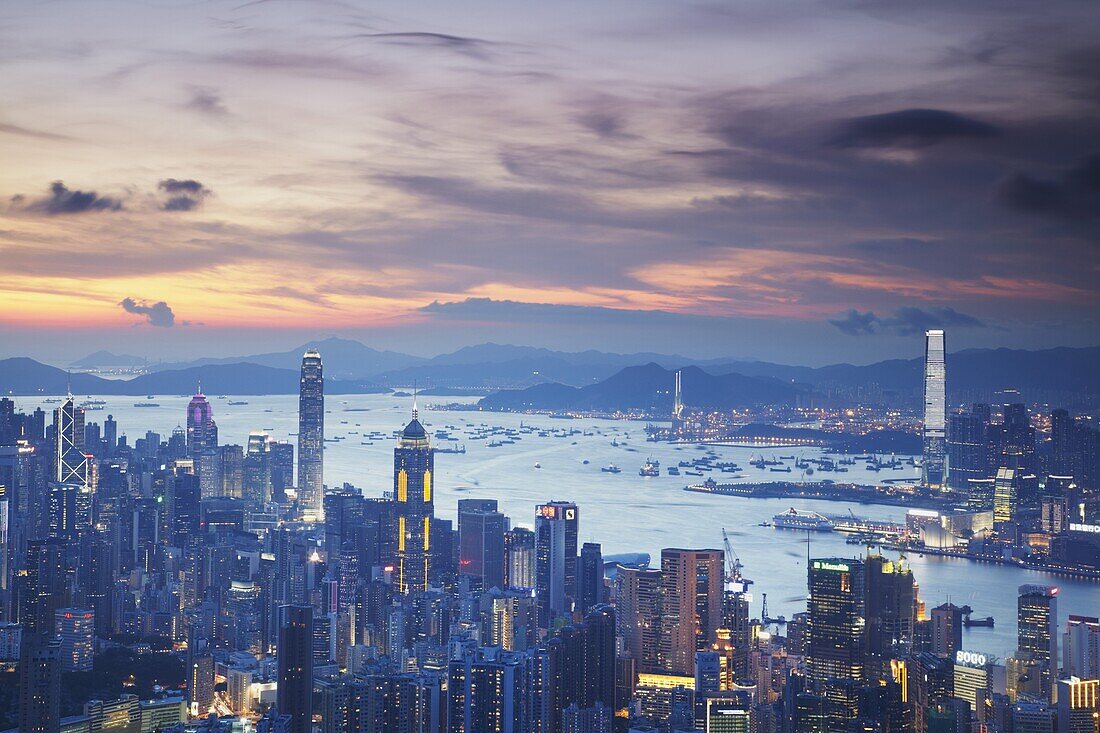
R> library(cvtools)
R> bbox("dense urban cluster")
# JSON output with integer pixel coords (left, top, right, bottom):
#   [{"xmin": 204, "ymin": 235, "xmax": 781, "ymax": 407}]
[{"xmin": 0, "ymin": 337, "xmax": 1097, "ymax": 733}]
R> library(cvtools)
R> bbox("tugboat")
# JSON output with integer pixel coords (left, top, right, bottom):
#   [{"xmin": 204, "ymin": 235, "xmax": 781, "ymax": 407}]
[
  {"xmin": 601, "ymin": 464, "xmax": 622, "ymax": 474},
  {"xmin": 639, "ymin": 458, "xmax": 660, "ymax": 477}
]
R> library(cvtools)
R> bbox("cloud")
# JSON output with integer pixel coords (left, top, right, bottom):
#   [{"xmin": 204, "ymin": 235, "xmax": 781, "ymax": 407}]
[
  {"xmin": 0, "ymin": 121, "xmax": 74, "ymax": 141},
  {"xmin": 119, "ymin": 298, "xmax": 176, "ymax": 327},
  {"xmin": 360, "ymin": 32, "xmax": 497, "ymax": 60},
  {"xmin": 158, "ymin": 178, "xmax": 212, "ymax": 211},
  {"xmin": 829, "ymin": 306, "xmax": 988, "ymax": 336},
  {"xmin": 829, "ymin": 309, "xmax": 878, "ymax": 336},
  {"xmin": 998, "ymin": 154, "xmax": 1100, "ymax": 221},
  {"xmin": 15, "ymin": 181, "xmax": 123, "ymax": 215},
  {"xmin": 185, "ymin": 87, "xmax": 228, "ymax": 116},
  {"xmin": 831, "ymin": 109, "xmax": 1000, "ymax": 148}
]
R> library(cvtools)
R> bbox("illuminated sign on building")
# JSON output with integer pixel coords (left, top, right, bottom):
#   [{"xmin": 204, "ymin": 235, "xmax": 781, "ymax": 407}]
[
  {"xmin": 955, "ymin": 650, "xmax": 987, "ymax": 667},
  {"xmin": 1069, "ymin": 523, "xmax": 1100, "ymax": 533},
  {"xmin": 812, "ymin": 561, "xmax": 850, "ymax": 572}
]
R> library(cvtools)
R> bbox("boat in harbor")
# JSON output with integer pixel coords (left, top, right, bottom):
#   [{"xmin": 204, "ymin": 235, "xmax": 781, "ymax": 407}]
[
  {"xmin": 601, "ymin": 464, "xmax": 622, "ymax": 474},
  {"xmin": 772, "ymin": 508, "xmax": 834, "ymax": 532},
  {"xmin": 133, "ymin": 402, "xmax": 159, "ymax": 407},
  {"xmin": 667, "ymin": 466, "xmax": 680, "ymax": 476},
  {"xmin": 639, "ymin": 458, "xmax": 660, "ymax": 477}
]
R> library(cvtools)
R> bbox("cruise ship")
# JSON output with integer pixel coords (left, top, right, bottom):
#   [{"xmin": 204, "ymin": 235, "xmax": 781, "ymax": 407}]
[{"xmin": 772, "ymin": 508, "xmax": 834, "ymax": 532}]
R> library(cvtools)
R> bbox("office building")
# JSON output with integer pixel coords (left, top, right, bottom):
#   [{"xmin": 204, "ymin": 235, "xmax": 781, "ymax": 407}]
[
  {"xmin": 577, "ymin": 542, "xmax": 604, "ymax": 612},
  {"xmin": 547, "ymin": 605, "xmax": 617, "ymax": 733},
  {"xmin": 947, "ymin": 410, "xmax": 988, "ymax": 491},
  {"xmin": 931, "ymin": 603, "xmax": 963, "ymax": 660},
  {"xmin": 922, "ymin": 329, "xmax": 947, "ymax": 488},
  {"xmin": 394, "ymin": 402, "xmax": 434, "ymax": 595},
  {"xmin": 806, "ymin": 558, "xmax": 866, "ymax": 694},
  {"xmin": 535, "ymin": 501, "xmax": 579, "ymax": 627},
  {"xmin": 660, "ymin": 548, "xmax": 723, "ymax": 676},
  {"xmin": 1055, "ymin": 677, "xmax": 1099, "ymax": 733},
  {"xmin": 55, "ymin": 608, "xmax": 95, "ymax": 672},
  {"xmin": 1063, "ymin": 616, "xmax": 1099, "ymax": 679},
  {"xmin": 277, "ymin": 605, "xmax": 314, "ymax": 733},
  {"xmin": 185, "ymin": 387, "xmax": 217, "ymax": 454},
  {"xmin": 615, "ymin": 564, "xmax": 662, "ymax": 674},
  {"xmin": 1018, "ymin": 585, "xmax": 1059, "ymax": 701},
  {"xmin": 953, "ymin": 649, "xmax": 992, "ymax": 709},
  {"xmin": 297, "ymin": 349, "xmax": 324, "ymax": 518},
  {"xmin": 995, "ymin": 467, "xmax": 1019, "ymax": 524},
  {"xmin": 458, "ymin": 498, "xmax": 505, "ymax": 591},
  {"xmin": 19, "ymin": 636, "xmax": 62, "ymax": 733}
]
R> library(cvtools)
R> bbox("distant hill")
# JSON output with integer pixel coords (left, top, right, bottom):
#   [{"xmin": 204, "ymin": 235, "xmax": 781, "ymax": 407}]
[
  {"xmin": 478, "ymin": 363, "xmax": 803, "ymax": 412},
  {"xmin": 150, "ymin": 336, "xmax": 424, "ymax": 380},
  {"xmin": 71, "ymin": 350, "xmax": 147, "ymax": 368},
  {"xmin": 0, "ymin": 358, "xmax": 390, "ymax": 396}
]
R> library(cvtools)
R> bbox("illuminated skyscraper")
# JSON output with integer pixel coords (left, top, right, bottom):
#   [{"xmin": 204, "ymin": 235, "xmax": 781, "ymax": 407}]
[
  {"xmin": 659, "ymin": 548, "xmax": 724, "ymax": 676},
  {"xmin": 53, "ymin": 394, "xmax": 89, "ymax": 488},
  {"xmin": 1018, "ymin": 584, "xmax": 1059, "ymax": 701},
  {"xmin": 394, "ymin": 401, "xmax": 434, "ymax": 594},
  {"xmin": 535, "ymin": 500, "xmax": 579, "ymax": 627},
  {"xmin": 185, "ymin": 385, "xmax": 217, "ymax": 454},
  {"xmin": 297, "ymin": 349, "xmax": 324, "ymax": 518},
  {"xmin": 922, "ymin": 329, "xmax": 947, "ymax": 488},
  {"xmin": 614, "ymin": 565, "xmax": 662, "ymax": 674},
  {"xmin": 806, "ymin": 558, "xmax": 866, "ymax": 689}
]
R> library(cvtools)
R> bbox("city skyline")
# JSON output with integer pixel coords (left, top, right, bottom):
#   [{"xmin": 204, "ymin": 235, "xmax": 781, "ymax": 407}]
[
  {"xmin": 1, "ymin": 1, "xmax": 1099, "ymax": 365},
  {"xmin": 2, "ymin": 2, "xmax": 1099, "ymax": 731}
]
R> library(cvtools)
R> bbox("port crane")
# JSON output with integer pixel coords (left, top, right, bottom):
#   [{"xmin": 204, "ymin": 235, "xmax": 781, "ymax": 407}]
[{"xmin": 721, "ymin": 528, "xmax": 752, "ymax": 588}]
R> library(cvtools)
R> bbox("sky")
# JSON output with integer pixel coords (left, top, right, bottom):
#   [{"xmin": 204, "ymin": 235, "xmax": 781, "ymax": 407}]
[{"xmin": 1, "ymin": 0, "xmax": 1098, "ymax": 366}]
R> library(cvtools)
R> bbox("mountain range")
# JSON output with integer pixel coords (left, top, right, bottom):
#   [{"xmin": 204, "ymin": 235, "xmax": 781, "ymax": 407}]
[
  {"xmin": 3, "ymin": 340, "xmax": 1096, "ymax": 403},
  {"xmin": 478, "ymin": 363, "xmax": 803, "ymax": 411}
]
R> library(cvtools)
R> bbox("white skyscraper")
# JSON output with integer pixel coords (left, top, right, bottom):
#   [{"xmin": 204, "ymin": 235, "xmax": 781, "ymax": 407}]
[{"xmin": 922, "ymin": 329, "xmax": 946, "ymax": 488}]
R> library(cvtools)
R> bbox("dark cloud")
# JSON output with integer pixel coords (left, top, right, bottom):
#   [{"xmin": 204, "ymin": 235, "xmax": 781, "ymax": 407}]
[
  {"xmin": 998, "ymin": 154, "xmax": 1100, "ymax": 221},
  {"xmin": 831, "ymin": 109, "xmax": 1000, "ymax": 149},
  {"xmin": 361, "ymin": 32, "xmax": 496, "ymax": 60},
  {"xmin": 119, "ymin": 298, "xmax": 176, "ymax": 327},
  {"xmin": 185, "ymin": 87, "xmax": 228, "ymax": 116},
  {"xmin": 830, "ymin": 307, "xmax": 988, "ymax": 336},
  {"xmin": 158, "ymin": 179, "xmax": 212, "ymax": 211},
  {"xmin": 829, "ymin": 310, "xmax": 878, "ymax": 336},
  {"xmin": 16, "ymin": 181, "xmax": 123, "ymax": 215}
]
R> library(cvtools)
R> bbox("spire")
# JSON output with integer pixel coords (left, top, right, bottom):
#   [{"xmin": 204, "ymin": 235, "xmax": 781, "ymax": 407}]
[
  {"xmin": 197, "ymin": 380, "xmax": 203, "ymax": 396},
  {"xmin": 66, "ymin": 370, "xmax": 72, "ymax": 401},
  {"xmin": 412, "ymin": 382, "xmax": 419, "ymax": 421}
]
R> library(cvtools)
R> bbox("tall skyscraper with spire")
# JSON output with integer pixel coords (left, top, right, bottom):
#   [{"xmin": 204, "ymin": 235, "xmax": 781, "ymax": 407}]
[
  {"xmin": 185, "ymin": 385, "xmax": 217, "ymax": 454},
  {"xmin": 297, "ymin": 349, "xmax": 324, "ymax": 518},
  {"xmin": 53, "ymin": 392, "xmax": 88, "ymax": 487},
  {"xmin": 922, "ymin": 329, "xmax": 947, "ymax": 488},
  {"xmin": 393, "ymin": 397, "xmax": 434, "ymax": 594}
]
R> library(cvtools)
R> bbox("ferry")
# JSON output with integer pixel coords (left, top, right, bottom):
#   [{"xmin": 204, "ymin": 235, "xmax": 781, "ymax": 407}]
[
  {"xmin": 639, "ymin": 458, "xmax": 660, "ymax": 477},
  {"xmin": 772, "ymin": 508, "xmax": 834, "ymax": 532}
]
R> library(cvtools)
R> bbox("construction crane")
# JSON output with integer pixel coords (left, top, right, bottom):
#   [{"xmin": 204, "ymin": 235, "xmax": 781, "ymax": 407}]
[{"xmin": 721, "ymin": 527, "xmax": 752, "ymax": 588}]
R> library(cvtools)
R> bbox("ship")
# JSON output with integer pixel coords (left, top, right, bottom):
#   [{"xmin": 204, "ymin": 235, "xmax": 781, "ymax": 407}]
[
  {"xmin": 772, "ymin": 508, "xmax": 834, "ymax": 532},
  {"xmin": 639, "ymin": 458, "xmax": 660, "ymax": 476},
  {"xmin": 601, "ymin": 464, "xmax": 622, "ymax": 474},
  {"xmin": 133, "ymin": 402, "xmax": 159, "ymax": 407}
]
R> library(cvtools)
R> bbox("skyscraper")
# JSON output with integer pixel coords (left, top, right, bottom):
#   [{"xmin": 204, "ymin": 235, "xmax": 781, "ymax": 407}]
[
  {"xmin": 614, "ymin": 565, "xmax": 662, "ymax": 674},
  {"xmin": 947, "ymin": 410, "xmax": 988, "ymax": 491},
  {"xmin": 394, "ymin": 402, "xmax": 434, "ymax": 595},
  {"xmin": 53, "ymin": 394, "xmax": 89, "ymax": 488},
  {"xmin": 535, "ymin": 501, "xmax": 579, "ymax": 627},
  {"xmin": 806, "ymin": 558, "xmax": 866, "ymax": 688},
  {"xmin": 458, "ymin": 498, "xmax": 506, "ymax": 591},
  {"xmin": 922, "ymin": 329, "xmax": 947, "ymax": 488},
  {"xmin": 297, "ymin": 349, "xmax": 324, "ymax": 518},
  {"xmin": 1018, "ymin": 585, "xmax": 1059, "ymax": 701},
  {"xmin": 18, "ymin": 635, "xmax": 61, "ymax": 733},
  {"xmin": 277, "ymin": 604, "xmax": 314, "ymax": 733},
  {"xmin": 185, "ymin": 386, "xmax": 217, "ymax": 454},
  {"xmin": 659, "ymin": 548, "xmax": 724, "ymax": 676}
]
